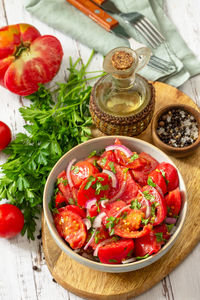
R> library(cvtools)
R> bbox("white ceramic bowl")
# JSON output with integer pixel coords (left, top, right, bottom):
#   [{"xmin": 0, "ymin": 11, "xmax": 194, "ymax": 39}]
[{"xmin": 43, "ymin": 136, "xmax": 187, "ymax": 273}]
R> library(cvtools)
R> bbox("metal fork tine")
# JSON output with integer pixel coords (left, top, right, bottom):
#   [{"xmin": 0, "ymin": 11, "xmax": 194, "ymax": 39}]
[
  {"xmin": 134, "ymin": 24, "xmax": 158, "ymax": 48},
  {"xmin": 143, "ymin": 17, "xmax": 165, "ymax": 42},
  {"xmin": 140, "ymin": 19, "xmax": 163, "ymax": 45},
  {"xmin": 135, "ymin": 22, "xmax": 160, "ymax": 48}
]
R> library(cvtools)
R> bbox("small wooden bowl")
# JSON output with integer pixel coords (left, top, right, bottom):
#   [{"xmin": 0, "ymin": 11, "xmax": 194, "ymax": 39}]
[{"xmin": 152, "ymin": 104, "xmax": 200, "ymax": 158}]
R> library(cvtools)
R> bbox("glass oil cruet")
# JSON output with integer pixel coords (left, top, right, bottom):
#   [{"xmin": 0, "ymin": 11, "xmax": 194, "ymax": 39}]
[{"xmin": 90, "ymin": 46, "xmax": 155, "ymax": 136}]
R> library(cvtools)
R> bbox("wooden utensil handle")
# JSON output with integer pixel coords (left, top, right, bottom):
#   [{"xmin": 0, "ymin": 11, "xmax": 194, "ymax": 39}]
[
  {"xmin": 66, "ymin": 0, "xmax": 118, "ymax": 31},
  {"xmin": 92, "ymin": 0, "xmax": 106, "ymax": 5}
]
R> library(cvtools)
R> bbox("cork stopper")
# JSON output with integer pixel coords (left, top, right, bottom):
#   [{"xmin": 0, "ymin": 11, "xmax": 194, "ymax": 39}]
[{"xmin": 111, "ymin": 51, "xmax": 134, "ymax": 70}]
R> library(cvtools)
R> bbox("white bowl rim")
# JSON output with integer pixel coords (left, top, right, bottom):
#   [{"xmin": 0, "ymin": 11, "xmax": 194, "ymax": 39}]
[{"xmin": 43, "ymin": 136, "xmax": 187, "ymax": 271}]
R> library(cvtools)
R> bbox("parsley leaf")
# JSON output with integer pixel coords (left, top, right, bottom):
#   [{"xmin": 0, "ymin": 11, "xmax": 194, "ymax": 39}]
[
  {"xmin": 100, "ymin": 157, "xmax": 107, "ymax": 166},
  {"xmin": 143, "ymin": 190, "xmax": 155, "ymax": 201},
  {"xmin": 88, "ymin": 150, "xmax": 97, "ymax": 158},
  {"xmin": 136, "ymin": 253, "xmax": 150, "ymax": 260},
  {"xmin": 141, "ymin": 217, "xmax": 149, "ymax": 225},
  {"xmin": 129, "ymin": 153, "xmax": 139, "ymax": 162},
  {"xmin": 155, "ymin": 232, "xmax": 167, "ymax": 243},
  {"xmin": 84, "ymin": 176, "xmax": 96, "ymax": 190},
  {"xmin": 130, "ymin": 199, "xmax": 141, "ymax": 210},
  {"xmin": 0, "ymin": 51, "xmax": 104, "ymax": 239},
  {"xmin": 147, "ymin": 177, "xmax": 156, "ymax": 187},
  {"xmin": 108, "ymin": 161, "xmax": 116, "ymax": 174}
]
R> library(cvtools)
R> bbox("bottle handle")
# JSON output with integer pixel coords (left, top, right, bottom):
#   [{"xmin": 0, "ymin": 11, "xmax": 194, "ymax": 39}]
[{"xmin": 135, "ymin": 47, "xmax": 152, "ymax": 72}]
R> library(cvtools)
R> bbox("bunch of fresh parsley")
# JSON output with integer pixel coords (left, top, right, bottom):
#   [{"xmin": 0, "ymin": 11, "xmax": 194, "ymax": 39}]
[{"xmin": 0, "ymin": 51, "xmax": 104, "ymax": 240}]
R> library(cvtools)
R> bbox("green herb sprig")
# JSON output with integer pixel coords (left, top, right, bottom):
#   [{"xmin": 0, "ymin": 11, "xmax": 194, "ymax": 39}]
[{"xmin": 0, "ymin": 51, "xmax": 104, "ymax": 239}]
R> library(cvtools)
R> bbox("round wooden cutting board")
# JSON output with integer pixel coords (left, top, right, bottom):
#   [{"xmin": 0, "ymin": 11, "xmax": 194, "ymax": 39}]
[{"xmin": 42, "ymin": 81, "xmax": 200, "ymax": 300}]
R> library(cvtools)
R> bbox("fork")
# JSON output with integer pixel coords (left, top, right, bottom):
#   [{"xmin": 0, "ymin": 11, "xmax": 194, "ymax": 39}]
[{"xmin": 92, "ymin": 0, "xmax": 165, "ymax": 49}]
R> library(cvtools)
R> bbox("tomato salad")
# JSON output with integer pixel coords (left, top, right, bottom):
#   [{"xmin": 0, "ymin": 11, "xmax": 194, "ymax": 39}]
[{"xmin": 51, "ymin": 139, "xmax": 182, "ymax": 264}]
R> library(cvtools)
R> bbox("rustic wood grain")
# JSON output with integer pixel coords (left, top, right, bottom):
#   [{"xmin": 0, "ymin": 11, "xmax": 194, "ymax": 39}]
[{"xmin": 42, "ymin": 82, "xmax": 200, "ymax": 300}]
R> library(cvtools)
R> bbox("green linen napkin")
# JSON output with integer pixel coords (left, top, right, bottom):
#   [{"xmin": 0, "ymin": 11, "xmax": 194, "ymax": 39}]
[{"xmin": 25, "ymin": 0, "xmax": 200, "ymax": 87}]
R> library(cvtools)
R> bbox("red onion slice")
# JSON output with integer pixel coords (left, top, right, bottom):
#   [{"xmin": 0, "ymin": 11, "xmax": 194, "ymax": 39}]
[
  {"xmin": 165, "ymin": 217, "xmax": 177, "ymax": 224},
  {"xmin": 110, "ymin": 180, "xmax": 126, "ymax": 202},
  {"xmin": 84, "ymin": 229, "xmax": 97, "ymax": 250},
  {"xmin": 93, "ymin": 212, "xmax": 106, "ymax": 228},
  {"xmin": 66, "ymin": 158, "xmax": 76, "ymax": 188},
  {"xmin": 103, "ymin": 169, "xmax": 117, "ymax": 188},
  {"xmin": 122, "ymin": 257, "xmax": 137, "ymax": 264},
  {"xmin": 100, "ymin": 199, "xmax": 109, "ymax": 208},
  {"xmin": 114, "ymin": 205, "xmax": 130, "ymax": 218},
  {"xmin": 105, "ymin": 145, "xmax": 133, "ymax": 158},
  {"xmin": 85, "ymin": 198, "xmax": 97, "ymax": 209},
  {"xmin": 155, "ymin": 184, "xmax": 164, "ymax": 198},
  {"xmin": 83, "ymin": 218, "xmax": 91, "ymax": 230},
  {"xmin": 138, "ymin": 190, "xmax": 151, "ymax": 218},
  {"xmin": 93, "ymin": 238, "xmax": 113, "ymax": 257}
]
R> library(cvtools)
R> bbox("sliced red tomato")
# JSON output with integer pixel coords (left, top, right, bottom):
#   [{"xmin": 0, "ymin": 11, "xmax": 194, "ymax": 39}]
[
  {"xmin": 153, "ymin": 224, "xmax": 170, "ymax": 245},
  {"xmin": 131, "ymin": 152, "xmax": 159, "ymax": 186},
  {"xmin": 90, "ymin": 227, "xmax": 110, "ymax": 249},
  {"xmin": 141, "ymin": 185, "xmax": 167, "ymax": 226},
  {"xmin": 53, "ymin": 208, "xmax": 86, "ymax": 249},
  {"xmin": 88, "ymin": 204, "xmax": 99, "ymax": 217},
  {"xmin": 85, "ymin": 155, "xmax": 100, "ymax": 166},
  {"xmin": 140, "ymin": 152, "xmax": 159, "ymax": 170},
  {"xmin": 55, "ymin": 192, "xmax": 68, "ymax": 208},
  {"xmin": 77, "ymin": 173, "xmax": 111, "ymax": 208},
  {"xmin": 148, "ymin": 169, "xmax": 167, "ymax": 195},
  {"xmin": 134, "ymin": 232, "xmax": 161, "ymax": 257},
  {"xmin": 71, "ymin": 161, "xmax": 99, "ymax": 188},
  {"xmin": 97, "ymin": 150, "xmax": 116, "ymax": 169},
  {"xmin": 165, "ymin": 187, "xmax": 182, "ymax": 217},
  {"xmin": 114, "ymin": 209, "xmax": 152, "ymax": 238},
  {"xmin": 57, "ymin": 170, "xmax": 75, "ymax": 201},
  {"xmin": 105, "ymin": 162, "xmax": 139, "ymax": 204},
  {"xmin": 65, "ymin": 205, "xmax": 86, "ymax": 218},
  {"xmin": 156, "ymin": 162, "xmax": 179, "ymax": 192},
  {"xmin": 98, "ymin": 238, "xmax": 134, "ymax": 264}
]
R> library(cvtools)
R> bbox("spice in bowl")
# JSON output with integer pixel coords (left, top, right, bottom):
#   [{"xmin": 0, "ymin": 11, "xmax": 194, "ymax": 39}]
[{"xmin": 157, "ymin": 108, "xmax": 199, "ymax": 148}]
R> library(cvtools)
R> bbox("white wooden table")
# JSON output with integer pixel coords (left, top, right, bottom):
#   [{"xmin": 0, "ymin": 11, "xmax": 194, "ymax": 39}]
[{"xmin": 0, "ymin": 0, "xmax": 200, "ymax": 299}]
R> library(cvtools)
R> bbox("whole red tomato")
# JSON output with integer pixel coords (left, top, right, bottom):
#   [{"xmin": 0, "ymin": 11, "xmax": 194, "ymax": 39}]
[
  {"xmin": 0, "ymin": 204, "xmax": 24, "ymax": 238},
  {"xmin": 0, "ymin": 23, "xmax": 63, "ymax": 96},
  {"xmin": 0, "ymin": 121, "xmax": 11, "ymax": 150}
]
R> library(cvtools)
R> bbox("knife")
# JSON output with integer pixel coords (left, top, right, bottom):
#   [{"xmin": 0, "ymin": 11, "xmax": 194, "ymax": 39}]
[
  {"xmin": 66, "ymin": 0, "xmax": 143, "ymax": 49},
  {"xmin": 91, "ymin": 0, "xmax": 121, "ymax": 14}
]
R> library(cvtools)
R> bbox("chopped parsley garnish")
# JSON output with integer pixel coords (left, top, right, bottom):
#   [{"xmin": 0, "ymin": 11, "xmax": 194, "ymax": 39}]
[
  {"xmin": 121, "ymin": 211, "xmax": 128, "ymax": 219},
  {"xmin": 141, "ymin": 217, "xmax": 149, "ymax": 225},
  {"xmin": 109, "ymin": 161, "xmax": 116, "ymax": 173},
  {"xmin": 108, "ymin": 259, "xmax": 118, "ymax": 263},
  {"xmin": 136, "ymin": 253, "xmax": 150, "ymax": 260},
  {"xmin": 95, "ymin": 230, "xmax": 100, "ymax": 244},
  {"xmin": 147, "ymin": 177, "xmax": 156, "ymax": 187},
  {"xmin": 93, "ymin": 160, "xmax": 98, "ymax": 167},
  {"xmin": 87, "ymin": 215, "xmax": 96, "ymax": 225},
  {"xmin": 110, "ymin": 228, "xmax": 115, "ymax": 236},
  {"xmin": 84, "ymin": 176, "xmax": 96, "ymax": 190},
  {"xmin": 129, "ymin": 153, "xmax": 139, "ymax": 162},
  {"xmin": 72, "ymin": 166, "xmax": 80, "ymax": 174},
  {"xmin": 106, "ymin": 216, "xmax": 119, "ymax": 230},
  {"xmin": 151, "ymin": 202, "xmax": 159, "ymax": 218},
  {"xmin": 155, "ymin": 232, "xmax": 167, "ymax": 243},
  {"xmin": 130, "ymin": 199, "xmax": 141, "ymax": 210},
  {"xmin": 143, "ymin": 190, "xmax": 155, "ymax": 201},
  {"xmin": 88, "ymin": 150, "xmax": 97, "ymax": 158},
  {"xmin": 68, "ymin": 197, "xmax": 77, "ymax": 205},
  {"xmin": 166, "ymin": 224, "xmax": 174, "ymax": 232},
  {"xmin": 95, "ymin": 182, "xmax": 109, "ymax": 195},
  {"xmin": 160, "ymin": 169, "xmax": 169, "ymax": 185},
  {"xmin": 101, "ymin": 157, "xmax": 107, "ymax": 166},
  {"xmin": 57, "ymin": 177, "xmax": 68, "ymax": 186}
]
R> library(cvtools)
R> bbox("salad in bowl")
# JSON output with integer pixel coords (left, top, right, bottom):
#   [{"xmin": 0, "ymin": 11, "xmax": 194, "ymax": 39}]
[{"xmin": 43, "ymin": 136, "xmax": 187, "ymax": 272}]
